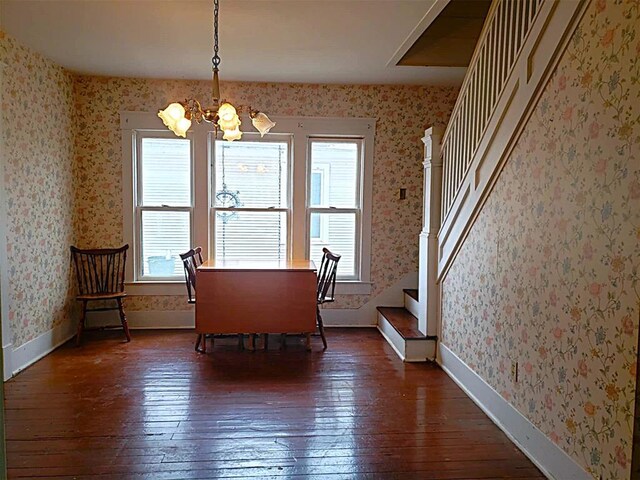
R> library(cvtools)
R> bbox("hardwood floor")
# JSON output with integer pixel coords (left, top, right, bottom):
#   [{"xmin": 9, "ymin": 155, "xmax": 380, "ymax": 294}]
[{"xmin": 4, "ymin": 329, "xmax": 543, "ymax": 479}]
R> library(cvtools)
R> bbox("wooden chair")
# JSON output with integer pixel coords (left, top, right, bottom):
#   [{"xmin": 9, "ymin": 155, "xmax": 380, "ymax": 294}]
[
  {"xmin": 179, "ymin": 246, "xmax": 203, "ymax": 305},
  {"xmin": 180, "ymin": 247, "xmax": 246, "ymax": 353},
  {"xmin": 70, "ymin": 245, "xmax": 130, "ymax": 345},
  {"xmin": 179, "ymin": 247, "xmax": 206, "ymax": 352},
  {"xmin": 316, "ymin": 247, "xmax": 341, "ymax": 350}
]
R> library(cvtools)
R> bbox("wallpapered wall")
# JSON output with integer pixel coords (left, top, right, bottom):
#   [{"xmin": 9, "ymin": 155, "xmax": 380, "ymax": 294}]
[
  {"xmin": 73, "ymin": 78, "xmax": 458, "ymax": 312},
  {"xmin": 0, "ymin": 32, "xmax": 77, "ymax": 348},
  {"xmin": 441, "ymin": 1, "xmax": 640, "ymax": 479}
]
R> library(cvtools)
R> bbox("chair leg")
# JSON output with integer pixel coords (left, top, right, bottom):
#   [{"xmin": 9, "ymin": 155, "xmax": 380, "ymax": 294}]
[
  {"xmin": 195, "ymin": 334, "xmax": 205, "ymax": 353},
  {"xmin": 317, "ymin": 306, "xmax": 327, "ymax": 350},
  {"xmin": 248, "ymin": 334, "xmax": 256, "ymax": 352},
  {"xmin": 117, "ymin": 298, "xmax": 131, "ymax": 342},
  {"xmin": 76, "ymin": 300, "xmax": 87, "ymax": 346},
  {"xmin": 305, "ymin": 333, "xmax": 312, "ymax": 352},
  {"xmin": 238, "ymin": 334, "xmax": 244, "ymax": 350},
  {"xmin": 263, "ymin": 333, "xmax": 269, "ymax": 350},
  {"xmin": 279, "ymin": 333, "xmax": 287, "ymax": 350}
]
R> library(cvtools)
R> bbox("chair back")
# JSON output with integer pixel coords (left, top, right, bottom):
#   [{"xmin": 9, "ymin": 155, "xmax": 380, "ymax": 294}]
[
  {"xmin": 179, "ymin": 247, "xmax": 203, "ymax": 303},
  {"xmin": 70, "ymin": 245, "xmax": 129, "ymax": 296},
  {"xmin": 317, "ymin": 248, "xmax": 341, "ymax": 304}
]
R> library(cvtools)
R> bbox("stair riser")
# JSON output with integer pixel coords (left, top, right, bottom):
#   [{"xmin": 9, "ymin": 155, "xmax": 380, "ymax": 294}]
[
  {"xmin": 404, "ymin": 293, "xmax": 420, "ymax": 319},
  {"xmin": 377, "ymin": 312, "xmax": 435, "ymax": 362}
]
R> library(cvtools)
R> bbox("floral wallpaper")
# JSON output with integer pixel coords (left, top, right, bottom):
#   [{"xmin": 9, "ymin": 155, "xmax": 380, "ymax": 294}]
[
  {"xmin": 0, "ymin": 32, "xmax": 77, "ymax": 348},
  {"xmin": 441, "ymin": 1, "xmax": 640, "ymax": 478},
  {"xmin": 73, "ymin": 78, "xmax": 459, "ymax": 311}
]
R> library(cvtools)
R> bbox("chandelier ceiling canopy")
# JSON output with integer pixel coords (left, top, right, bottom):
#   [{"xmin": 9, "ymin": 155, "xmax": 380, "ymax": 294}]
[{"xmin": 158, "ymin": 0, "xmax": 275, "ymax": 140}]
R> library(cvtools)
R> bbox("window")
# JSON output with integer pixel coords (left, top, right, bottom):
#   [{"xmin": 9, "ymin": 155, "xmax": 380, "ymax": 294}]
[
  {"xmin": 122, "ymin": 114, "xmax": 374, "ymax": 295},
  {"xmin": 212, "ymin": 137, "xmax": 290, "ymax": 261},
  {"xmin": 134, "ymin": 133, "xmax": 193, "ymax": 280},
  {"xmin": 307, "ymin": 139, "xmax": 361, "ymax": 280}
]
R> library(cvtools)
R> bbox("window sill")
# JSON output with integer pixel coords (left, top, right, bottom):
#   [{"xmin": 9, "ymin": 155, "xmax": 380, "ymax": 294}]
[{"xmin": 125, "ymin": 280, "xmax": 372, "ymax": 296}]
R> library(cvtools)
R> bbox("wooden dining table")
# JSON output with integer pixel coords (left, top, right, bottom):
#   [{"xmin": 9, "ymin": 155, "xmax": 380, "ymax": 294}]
[{"xmin": 195, "ymin": 259, "xmax": 317, "ymax": 350}]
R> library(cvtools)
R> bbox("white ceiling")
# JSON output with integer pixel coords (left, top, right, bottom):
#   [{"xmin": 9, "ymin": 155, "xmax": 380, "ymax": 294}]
[{"xmin": 0, "ymin": 0, "xmax": 466, "ymax": 86}]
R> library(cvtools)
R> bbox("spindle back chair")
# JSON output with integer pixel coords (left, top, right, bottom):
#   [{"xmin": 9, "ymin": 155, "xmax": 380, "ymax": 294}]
[
  {"xmin": 315, "ymin": 247, "xmax": 341, "ymax": 349},
  {"xmin": 70, "ymin": 245, "xmax": 130, "ymax": 345}
]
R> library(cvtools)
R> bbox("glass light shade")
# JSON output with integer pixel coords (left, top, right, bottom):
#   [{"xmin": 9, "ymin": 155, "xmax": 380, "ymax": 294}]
[
  {"xmin": 218, "ymin": 114, "xmax": 241, "ymax": 131},
  {"xmin": 158, "ymin": 103, "xmax": 186, "ymax": 128},
  {"xmin": 217, "ymin": 103, "xmax": 237, "ymax": 122},
  {"xmin": 173, "ymin": 117, "xmax": 192, "ymax": 138},
  {"xmin": 222, "ymin": 127, "xmax": 242, "ymax": 141},
  {"xmin": 251, "ymin": 112, "xmax": 276, "ymax": 137}
]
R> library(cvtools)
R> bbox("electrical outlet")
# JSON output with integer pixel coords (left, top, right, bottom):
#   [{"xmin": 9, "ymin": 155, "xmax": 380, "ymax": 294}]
[{"xmin": 511, "ymin": 361, "xmax": 518, "ymax": 383}]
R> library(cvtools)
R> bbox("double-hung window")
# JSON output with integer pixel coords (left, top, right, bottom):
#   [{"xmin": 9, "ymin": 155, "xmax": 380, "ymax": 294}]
[
  {"xmin": 123, "ymin": 114, "xmax": 374, "ymax": 295},
  {"xmin": 211, "ymin": 135, "xmax": 291, "ymax": 261},
  {"xmin": 307, "ymin": 138, "xmax": 362, "ymax": 280},
  {"xmin": 133, "ymin": 133, "xmax": 193, "ymax": 280}
]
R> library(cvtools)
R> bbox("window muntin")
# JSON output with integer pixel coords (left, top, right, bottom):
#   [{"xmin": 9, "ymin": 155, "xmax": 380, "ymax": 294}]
[
  {"xmin": 211, "ymin": 136, "xmax": 291, "ymax": 261},
  {"xmin": 135, "ymin": 134, "xmax": 193, "ymax": 280},
  {"xmin": 307, "ymin": 138, "xmax": 362, "ymax": 280}
]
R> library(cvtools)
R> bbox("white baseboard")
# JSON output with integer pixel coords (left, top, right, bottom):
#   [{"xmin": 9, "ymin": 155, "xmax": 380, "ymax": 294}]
[
  {"xmin": 438, "ymin": 343, "xmax": 590, "ymax": 480},
  {"xmin": 86, "ymin": 310, "xmax": 195, "ymax": 329},
  {"xmin": 8, "ymin": 320, "xmax": 76, "ymax": 378}
]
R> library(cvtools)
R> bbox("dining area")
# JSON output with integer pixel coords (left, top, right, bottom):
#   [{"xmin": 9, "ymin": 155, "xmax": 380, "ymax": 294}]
[{"xmin": 182, "ymin": 246, "xmax": 340, "ymax": 353}]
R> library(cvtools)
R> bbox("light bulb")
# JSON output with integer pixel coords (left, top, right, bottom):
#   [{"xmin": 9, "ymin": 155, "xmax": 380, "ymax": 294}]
[
  {"xmin": 251, "ymin": 112, "xmax": 276, "ymax": 137},
  {"xmin": 217, "ymin": 103, "xmax": 237, "ymax": 122}
]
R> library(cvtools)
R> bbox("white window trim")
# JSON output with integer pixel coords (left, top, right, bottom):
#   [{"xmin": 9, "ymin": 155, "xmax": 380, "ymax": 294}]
[{"xmin": 121, "ymin": 112, "xmax": 374, "ymax": 296}]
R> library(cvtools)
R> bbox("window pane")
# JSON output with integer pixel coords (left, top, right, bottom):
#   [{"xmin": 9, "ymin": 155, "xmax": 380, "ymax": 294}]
[
  {"xmin": 309, "ymin": 141, "xmax": 358, "ymax": 208},
  {"xmin": 141, "ymin": 210, "xmax": 190, "ymax": 277},
  {"xmin": 215, "ymin": 211, "xmax": 287, "ymax": 261},
  {"xmin": 214, "ymin": 140, "xmax": 289, "ymax": 209},
  {"xmin": 309, "ymin": 212, "xmax": 356, "ymax": 278},
  {"xmin": 141, "ymin": 138, "xmax": 191, "ymax": 207}
]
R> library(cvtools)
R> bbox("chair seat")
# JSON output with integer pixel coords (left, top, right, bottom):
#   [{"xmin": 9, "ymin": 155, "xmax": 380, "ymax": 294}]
[{"xmin": 76, "ymin": 292, "xmax": 127, "ymax": 301}]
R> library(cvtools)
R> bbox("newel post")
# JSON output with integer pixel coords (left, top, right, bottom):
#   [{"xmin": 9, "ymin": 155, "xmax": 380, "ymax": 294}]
[{"xmin": 418, "ymin": 127, "xmax": 443, "ymax": 337}]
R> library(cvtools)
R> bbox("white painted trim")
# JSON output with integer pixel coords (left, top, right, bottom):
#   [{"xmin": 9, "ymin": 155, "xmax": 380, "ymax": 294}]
[
  {"xmin": 0, "ymin": 60, "xmax": 13, "ymax": 380},
  {"xmin": 10, "ymin": 320, "xmax": 75, "ymax": 377},
  {"xmin": 377, "ymin": 320, "xmax": 406, "ymax": 361},
  {"xmin": 438, "ymin": 343, "xmax": 590, "ymax": 480},
  {"xmin": 403, "ymin": 292, "xmax": 419, "ymax": 319},
  {"xmin": 86, "ymin": 310, "xmax": 195, "ymax": 329},
  {"xmin": 387, "ymin": 0, "xmax": 451, "ymax": 67},
  {"xmin": 377, "ymin": 312, "xmax": 435, "ymax": 362},
  {"xmin": 121, "ymin": 112, "xmax": 375, "ymax": 288},
  {"xmin": 437, "ymin": 0, "xmax": 588, "ymax": 280}
]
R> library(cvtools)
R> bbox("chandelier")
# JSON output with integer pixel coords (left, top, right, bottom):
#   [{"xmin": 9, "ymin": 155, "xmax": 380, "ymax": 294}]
[{"xmin": 158, "ymin": 0, "xmax": 275, "ymax": 140}]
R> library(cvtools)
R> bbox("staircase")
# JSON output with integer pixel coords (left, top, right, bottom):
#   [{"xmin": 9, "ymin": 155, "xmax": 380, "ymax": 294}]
[{"xmin": 377, "ymin": 289, "xmax": 437, "ymax": 362}]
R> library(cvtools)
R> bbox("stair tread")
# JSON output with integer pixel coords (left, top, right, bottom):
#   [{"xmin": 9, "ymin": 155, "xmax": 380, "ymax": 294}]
[
  {"xmin": 377, "ymin": 307, "xmax": 425, "ymax": 340},
  {"xmin": 403, "ymin": 289, "xmax": 419, "ymax": 301}
]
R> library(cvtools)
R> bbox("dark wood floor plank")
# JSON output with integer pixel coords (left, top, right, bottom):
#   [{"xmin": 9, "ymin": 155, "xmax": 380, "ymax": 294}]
[{"xmin": 4, "ymin": 329, "xmax": 543, "ymax": 479}]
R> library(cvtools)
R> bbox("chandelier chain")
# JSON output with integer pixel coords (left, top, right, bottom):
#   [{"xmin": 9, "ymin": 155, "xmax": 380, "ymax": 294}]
[{"xmin": 212, "ymin": 0, "xmax": 221, "ymax": 69}]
